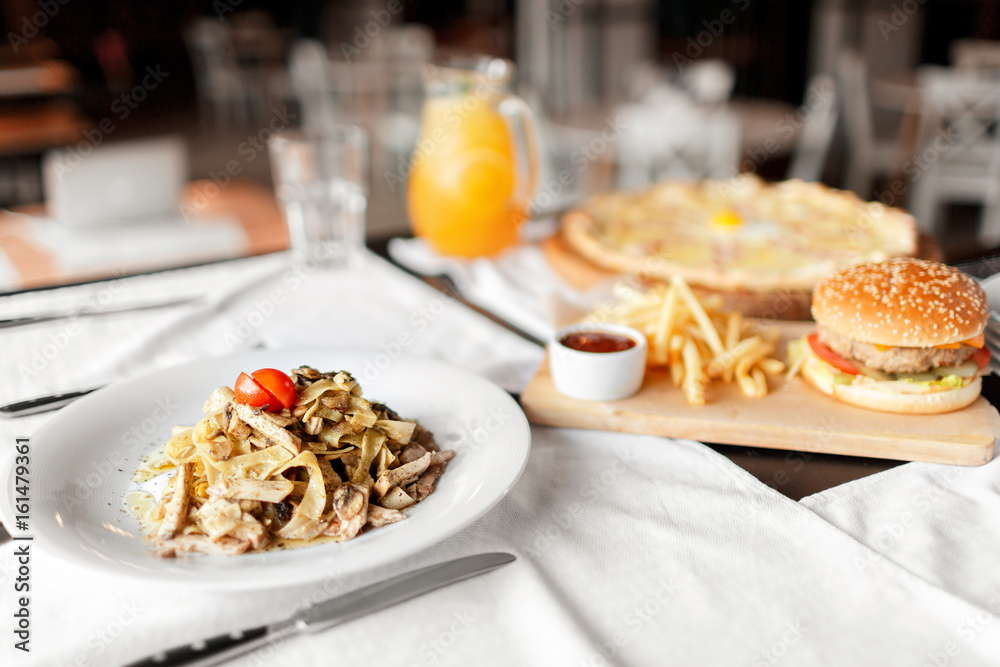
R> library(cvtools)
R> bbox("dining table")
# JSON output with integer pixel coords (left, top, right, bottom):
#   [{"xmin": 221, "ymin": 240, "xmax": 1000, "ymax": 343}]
[
  {"xmin": 3, "ymin": 235, "xmax": 1000, "ymax": 667},
  {"xmin": 0, "ymin": 180, "xmax": 288, "ymax": 293}
]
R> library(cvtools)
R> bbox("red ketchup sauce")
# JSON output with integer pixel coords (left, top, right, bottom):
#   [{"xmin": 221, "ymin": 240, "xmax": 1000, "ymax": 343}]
[{"xmin": 559, "ymin": 331, "xmax": 637, "ymax": 353}]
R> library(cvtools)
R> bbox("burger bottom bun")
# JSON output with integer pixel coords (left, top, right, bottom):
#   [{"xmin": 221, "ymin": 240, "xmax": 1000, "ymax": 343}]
[{"xmin": 800, "ymin": 356, "xmax": 982, "ymax": 415}]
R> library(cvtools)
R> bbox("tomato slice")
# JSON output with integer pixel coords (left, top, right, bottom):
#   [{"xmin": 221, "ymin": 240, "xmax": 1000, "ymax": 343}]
[
  {"xmin": 807, "ymin": 333, "xmax": 861, "ymax": 375},
  {"xmin": 971, "ymin": 346, "xmax": 992, "ymax": 370},
  {"xmin": 251, "ymin": 368, "xmax": 297, "ymax": 410},
  {"xmin": 234, "ymin": 372, "xmax": 277, "ymax": 409}
]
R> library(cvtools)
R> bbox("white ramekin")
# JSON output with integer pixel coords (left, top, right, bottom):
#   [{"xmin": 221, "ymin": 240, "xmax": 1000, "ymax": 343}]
[{"xmin": 548, "ymin": 323, "xmax": 648, "ymax": 401}]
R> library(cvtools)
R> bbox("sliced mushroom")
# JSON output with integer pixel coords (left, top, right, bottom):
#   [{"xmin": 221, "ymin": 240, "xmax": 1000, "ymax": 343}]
[
  {"xmin": 398, "ymin": 444, "xmax": 428, "ymax": 465},
  {"xmin": 413, "ymin": 464, "xmax": 443, "ymax": 501},
  {"xmin": 208, "ymin": 438, "xmax": 232, "ymax": 461},
  {"xmin": 332, "ymin": 482, "xmax": 367, "ymax": 520},
  {"xmin": 321, "ymin": 393, "xmax": 353, "ymax": 412},
  {"xmin": 322, "ymin": 482, "xmax": 368, "ymax": 542},
  {"xmin": 292, "ymin": 365, "xmax": 322, "ymax": 381}
]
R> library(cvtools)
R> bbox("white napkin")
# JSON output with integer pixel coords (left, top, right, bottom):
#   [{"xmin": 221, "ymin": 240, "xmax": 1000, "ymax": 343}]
[
  {"xmin": 15, "ymin": 212, "xmax": 247, "ymax": 274},
  {"xmin": 387, "ymin": 237, "xmax": 601, "ymax": 343},
  {"xmin": 802, "ymin": 458, "xmax": 1000, "ymax": 615}
]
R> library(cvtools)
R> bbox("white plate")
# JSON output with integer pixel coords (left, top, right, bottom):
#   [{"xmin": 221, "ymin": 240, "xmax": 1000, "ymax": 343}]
[{"xmin": 0, "ymin": 349, "xmax": 530, "ymax": 588}]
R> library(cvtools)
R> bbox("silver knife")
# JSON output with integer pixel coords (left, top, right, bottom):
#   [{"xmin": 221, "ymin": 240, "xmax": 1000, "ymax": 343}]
[
  {"xmin": 0, "ymin": 295, "xmax": 203, "ymax": 329},
  {"xmin": 0, "ymin": 386, "xmax": 104, "ymax": 418},
  {"xmin": 123, "ymin": 552, "xmax": 515, "ymax": 667}
]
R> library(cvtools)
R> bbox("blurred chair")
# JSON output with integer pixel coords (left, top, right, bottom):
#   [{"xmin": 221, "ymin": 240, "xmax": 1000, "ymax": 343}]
[
  {"xmin": 836, "ymin": 50, "xmax": 897, "ymax": 197},
  {"xmin": 230, "ymin": 10, "xmax": 294, "ymax": 120},
  {"xmin": 951, "ymin": 39, "xmax": 1000, "ymax": 73},
  {"xmin": 615, "ymin": 101, "xmax": 740, "ymax": 188},
  {"xmin": 679, "ymin": 60, "xmax": 736, "ymax": 108},
  {"xmin": 291, "ymin": 26, "xmax": 432, "ymax": 134},
  {"xmin": 907, "ymin": 67, "xmax": 1000, "ymax": 244},
  {"xmin": 516, "ymin": 0, "xmax": 654, "ymax": 118},
  {"xmin": 183, "ymin": 18, "xmax": 250, "ymax": 127},
  {"xmin": 368, "ymin": 25, "xmax": 433, "ymax": 160},
  {"xmin": 787, "ymin": 73, "xmax": 839, "ymax": 182},
  {"xmin": 288, "ymin": 39, "xmax": 338, "ymax": 133}
]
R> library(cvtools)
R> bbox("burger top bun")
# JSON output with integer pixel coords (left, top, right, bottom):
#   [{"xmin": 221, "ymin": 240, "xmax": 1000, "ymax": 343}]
[{"xmin": 811, "ymin": 258, "xmax": 988, "ymax": 348}]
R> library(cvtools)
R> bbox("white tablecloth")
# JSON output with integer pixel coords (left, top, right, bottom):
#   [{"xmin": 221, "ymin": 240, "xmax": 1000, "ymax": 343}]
[{"xmin": 2, "ymin": 250, "xmax": 1000, "ymax": 666}]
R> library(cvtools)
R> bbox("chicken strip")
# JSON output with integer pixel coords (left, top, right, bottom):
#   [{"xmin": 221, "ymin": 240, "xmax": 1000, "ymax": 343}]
[
  {"xmin": 157, "ymin": 462, "xmax": 193, "ymax": 540},
  {"xmin": 232, "ymin": 402, "xmax": 302, "ymax": 455},
  {"xmin": 373, "ymin": 453, "xmax": 432, "ymax": 499},
  {"xmin": 154, "ymin": 534, "xmax": 252, "ymax": 557},
  {"xmin": 366, "ymin": 504, "xmax": 405, "ymax": 528}
]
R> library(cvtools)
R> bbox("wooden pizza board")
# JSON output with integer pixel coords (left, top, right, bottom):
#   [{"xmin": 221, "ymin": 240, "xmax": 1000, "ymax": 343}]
[{"xmin": 521, "ymin": 322, "xmax": 999, "ymax": 466}]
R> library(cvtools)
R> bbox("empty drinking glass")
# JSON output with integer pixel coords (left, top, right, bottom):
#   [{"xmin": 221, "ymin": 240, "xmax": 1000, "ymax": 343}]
[{"xmin": 269, "ymin": 125, "xmax": 368, "ymax": 268}]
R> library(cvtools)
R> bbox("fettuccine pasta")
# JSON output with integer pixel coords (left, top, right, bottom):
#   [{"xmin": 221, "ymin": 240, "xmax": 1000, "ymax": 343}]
[{"xmin": 131, "ymin": 366, "xmax": 454, "ymax": 557}]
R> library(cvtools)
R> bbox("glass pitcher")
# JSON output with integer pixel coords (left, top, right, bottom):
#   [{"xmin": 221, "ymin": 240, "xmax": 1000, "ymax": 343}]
[{"xmin": 407, "ymin": 55, "xmax": 539, "ymax": 257}]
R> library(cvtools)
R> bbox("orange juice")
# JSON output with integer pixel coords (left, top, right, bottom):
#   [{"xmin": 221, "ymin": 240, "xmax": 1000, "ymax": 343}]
[{"xmin": 407, "ymin": 56, "xmax": 537, "ymax": 258}]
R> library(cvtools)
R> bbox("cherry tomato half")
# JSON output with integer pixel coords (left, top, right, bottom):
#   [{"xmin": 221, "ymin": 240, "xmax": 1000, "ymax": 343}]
[
  {"xmin": 972, "ymin": 345, "xmax": 992, "ymax": 370},
  {"xmin": 234, "ymin": 372, "xmax": 278, "ymax": 410},
  {"xmin": 251, "ymin": 368, "xmax": 297, "ymax": 410},
  {"xmin": 807, "ymin": 333, "xmax": 860, "ymax": 375}
]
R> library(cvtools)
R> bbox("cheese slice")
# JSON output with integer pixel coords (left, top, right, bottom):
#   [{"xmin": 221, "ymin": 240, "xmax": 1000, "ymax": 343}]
[{"xmin": 873, "ymin": 334, "xmax": 984, "ymax": 352}]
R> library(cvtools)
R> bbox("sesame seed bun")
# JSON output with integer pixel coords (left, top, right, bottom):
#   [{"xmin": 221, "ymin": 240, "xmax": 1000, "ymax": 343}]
[
  {"xmin": 800, "ymin": 355, "xmax": 982, "ymax": 414},
  {"xmin": 811, "ymin": 258, "xmax": 987, "ymax": 347}
]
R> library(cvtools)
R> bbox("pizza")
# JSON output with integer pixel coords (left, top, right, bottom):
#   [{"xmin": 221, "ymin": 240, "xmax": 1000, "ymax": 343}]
[{"xmin": 560, "ymin": 176, "xmax": 919, "ymax": 294}]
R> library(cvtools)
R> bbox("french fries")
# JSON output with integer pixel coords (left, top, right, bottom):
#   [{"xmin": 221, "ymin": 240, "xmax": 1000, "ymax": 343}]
[{"xmin": 603, "ymin": 277, "xmax": 785, "ymax": 405}]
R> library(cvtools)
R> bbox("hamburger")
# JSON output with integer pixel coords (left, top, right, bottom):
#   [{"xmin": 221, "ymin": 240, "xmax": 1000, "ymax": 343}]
[{"xmin": 790, "ymin": 258, "xmax": 991, "ymax": 414}]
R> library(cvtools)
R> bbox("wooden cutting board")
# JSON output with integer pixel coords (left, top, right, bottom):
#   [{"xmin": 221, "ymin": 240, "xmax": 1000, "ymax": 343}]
[{"xmin": 521, "ymin": 322, "xmax": 1000, "ymax": 466}]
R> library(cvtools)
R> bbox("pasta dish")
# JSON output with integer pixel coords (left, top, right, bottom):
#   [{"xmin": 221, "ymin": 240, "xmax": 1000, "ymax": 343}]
[{"xmin": 131, "ymin": 366, "xmax": 454, "ymax": 557}]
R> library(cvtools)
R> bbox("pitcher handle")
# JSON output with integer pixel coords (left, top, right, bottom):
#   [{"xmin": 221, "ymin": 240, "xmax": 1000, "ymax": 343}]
[{"xmin": 498, "ymin": 94, "xmax": 541, "ymax": 217}]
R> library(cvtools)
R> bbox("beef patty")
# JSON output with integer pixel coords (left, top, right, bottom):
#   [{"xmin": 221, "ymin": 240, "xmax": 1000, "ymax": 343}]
[{"xmin": 817, "ymin": 326, "xmax": 975, "ymax": 374}]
